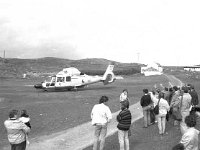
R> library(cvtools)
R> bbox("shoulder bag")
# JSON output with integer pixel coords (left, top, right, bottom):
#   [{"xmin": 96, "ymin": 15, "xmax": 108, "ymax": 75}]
[{"xmin": 153, "ymin": 98, "xmax": 161, "ymax": 115}]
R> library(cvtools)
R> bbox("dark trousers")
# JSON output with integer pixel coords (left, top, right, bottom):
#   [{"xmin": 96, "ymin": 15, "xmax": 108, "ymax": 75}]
[
  {"xmin": 150, "ymin": 109, "xmax": 155, "ymax": 123},
  {"xmin": 11, "ymin": 141, "xmax": 26, "ymax": 150},
  {"xmin": 143, "ymin": 107, "xmax": 151, "ymax": 127}
]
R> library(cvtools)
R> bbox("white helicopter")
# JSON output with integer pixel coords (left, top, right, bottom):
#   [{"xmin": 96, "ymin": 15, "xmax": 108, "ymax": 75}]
[{"xmin": 34, "ymin": 64, "xmax": 116, "ymax": 91}]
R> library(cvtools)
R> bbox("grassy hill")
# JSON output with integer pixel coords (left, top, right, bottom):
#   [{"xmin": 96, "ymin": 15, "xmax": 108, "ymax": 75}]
[{"xmin": 0, "ymin": 57, "xmax": 142, "ymax": 78}]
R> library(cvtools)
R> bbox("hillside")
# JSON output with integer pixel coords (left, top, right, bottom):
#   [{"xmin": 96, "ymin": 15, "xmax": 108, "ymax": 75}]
[{"xmin": 0, "ymin": 57, "xmax": 142, "ymax": 78}]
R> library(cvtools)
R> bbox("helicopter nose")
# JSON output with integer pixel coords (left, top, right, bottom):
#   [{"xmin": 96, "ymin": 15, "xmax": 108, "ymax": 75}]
[{"xmin": 34, "ymin": 83, "xmax": 43, "ymax": 89}]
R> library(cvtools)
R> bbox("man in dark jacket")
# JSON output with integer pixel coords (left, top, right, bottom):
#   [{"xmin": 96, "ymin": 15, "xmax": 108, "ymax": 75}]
[
  {"xmin": 189, "ymin": 85, "xmax": 199, "ymax": 106},
  {"xmin": 140, "ymin": 89, "xmax": 152, "ymax": 128},
  {"xmin": 117, "ymin": 100, "xmax": 132, "ymax": 150}
]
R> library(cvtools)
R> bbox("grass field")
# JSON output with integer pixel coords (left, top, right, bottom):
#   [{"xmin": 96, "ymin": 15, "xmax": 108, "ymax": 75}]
[{"xmin": 0, "ymin": 74, "xmax": 170, "ymax": 148}]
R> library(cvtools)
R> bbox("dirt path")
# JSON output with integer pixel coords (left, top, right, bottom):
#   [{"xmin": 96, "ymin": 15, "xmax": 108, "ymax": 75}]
[
  {"xmin": 2, "ymin": 74, "xmax": 183, "ymax": 150},
  {"xmin": 163, "ymin": 74, "xmax": 183, "ymax": 87}
]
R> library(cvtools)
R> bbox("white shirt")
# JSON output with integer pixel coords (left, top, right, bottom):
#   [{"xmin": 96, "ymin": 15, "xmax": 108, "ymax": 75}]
[
  {"xmin": 180, "ymin": 127, "xmax": 199, "ymax": 150},
  {"xmin": 149, "ymin": 92, "xmax": 159, "ymax": 107},
  {"xmin": 4, "ymin": 119, "xmax": 30, "ymax": 144},
  {"xmin": 120, "ymin": 93, "xmax": 127, "ymax": 102},
  {"xmin": 91, "ymin": 103, "xmax": 112, "ymax": 125},
  {"xmin": 19, "ymin": 117, "xmax": 30, "ymax": 123},
  {"xmin": 159, "ymin": 98, "xmax": 170, "ymax": 115}
]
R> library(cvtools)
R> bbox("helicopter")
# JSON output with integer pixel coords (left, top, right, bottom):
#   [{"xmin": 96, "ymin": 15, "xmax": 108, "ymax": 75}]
[{"xmin": 34, "ymin": 64, "xmax": 115, "ymax": 91}]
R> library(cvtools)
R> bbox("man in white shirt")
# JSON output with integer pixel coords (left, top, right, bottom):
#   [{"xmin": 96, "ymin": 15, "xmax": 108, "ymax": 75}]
[
  {"xmin": 91, "ymin": 96, "xmax": 112, "ymax": 150},
  {"xmin": 180, "ymin": 115, "xmax": 199, "ymax": 150}
]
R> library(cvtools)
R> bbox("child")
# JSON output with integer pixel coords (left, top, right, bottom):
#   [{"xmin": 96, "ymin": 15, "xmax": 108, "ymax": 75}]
[
  {"xmin": 120, "ymin": 89, "xmax": 128, "ymax": 102},
  {"xmin": 19, "ymin": 110, "xmax": 31, "ymax": 145}
]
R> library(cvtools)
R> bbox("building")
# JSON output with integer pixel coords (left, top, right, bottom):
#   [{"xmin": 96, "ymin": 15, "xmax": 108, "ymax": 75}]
[
  {"xmin": 184, "ymin": 66, "xmax": 200, "ymax": 72},
  {"xmin": 141, "ymin": 62, "xmax": 163, "ymax": 76}
]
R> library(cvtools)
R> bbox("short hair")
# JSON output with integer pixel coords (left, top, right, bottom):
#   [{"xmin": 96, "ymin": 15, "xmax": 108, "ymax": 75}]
[
  {"xmin": 190, "ymin": 85, "xmax": 194, "ymax": 89},
  {"xmin": 143, "ymin": 89, "xmax": 148, "ymax": 94},
  {"xmin": 172, "ymin": 143, "xmax": 184, "ymax": 150},
  {"xmin": 9, "ymin": 109, "xmax": 18, "ymax": 118},
  {"xmin": 21, "ymin": 109, "xmax": 29, "ymax": 117},
  {"xmin": 121, "ymin": 100, "xmax": 129, "ymax": 109},
  {"xmin": 99, "ymin": 96, "xmax": 109, "ymax": 104},
  {"xmin": 158, "ymin": 92, "xmax": 164, "ymax": 99},
  {"xmin": 123, "ymin": 89, "xmax": 128, "ymax": 93},
  {"xmin": 156, "ymin": 88, "xmax": 161, "ymax": 93},
  {"xmin": 169, "ymin": 88, "xmax": 173, "ymax": 92},
  {"xmin": 185, "ymin": 115, "xmax": 196, "ymax": 127},
  {"xmin": 164, "ymin": 87, "xmax": 168, "ymax": 91},
  {"xmin": 173, "ymin": 86, "xmax": 178, "ymax": 91},
  {"xmin": 152, "ymin": 91, "xmax": 155, "ymax": 95},
  {"xmin": 182, "ymin": 86, "xmax": 188, "ymax": 93}
]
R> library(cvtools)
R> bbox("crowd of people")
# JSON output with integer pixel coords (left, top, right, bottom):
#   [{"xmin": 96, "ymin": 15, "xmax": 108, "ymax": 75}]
[
  {"xmin": 140, "ymin": 84, "xmax": 200, "ymax": 150},
  {"xmin": 4, "ymin": 84, "xmax": 199, "ymax": 150},
  {"xmin": 91, "ymin": 84, "xmax": 200, "ymax": 150}
]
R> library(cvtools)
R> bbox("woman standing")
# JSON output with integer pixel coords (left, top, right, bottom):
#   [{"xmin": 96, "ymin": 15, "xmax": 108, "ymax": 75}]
[
  {"xmin": 157, "ymin": 92, "xmax": 170, "ymax": 135},
  {"xmin": 117, "ymin": 100, "xmax": 132, "ymax": 150}
]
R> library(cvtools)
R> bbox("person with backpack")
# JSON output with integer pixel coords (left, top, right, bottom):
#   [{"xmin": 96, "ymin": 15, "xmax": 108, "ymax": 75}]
[{"xmin": 149, "ymin": 90, "xmax": 159, "ymax": 123}]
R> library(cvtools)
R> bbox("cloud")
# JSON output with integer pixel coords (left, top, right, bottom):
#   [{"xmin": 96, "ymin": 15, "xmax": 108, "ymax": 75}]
[
  {"xmin": 0, "ymin": 0, "xmax": 200, "ymax": 66},
  {"xmin": 0, "ymin": 16, "xmax": 81, "ymax": 59}
]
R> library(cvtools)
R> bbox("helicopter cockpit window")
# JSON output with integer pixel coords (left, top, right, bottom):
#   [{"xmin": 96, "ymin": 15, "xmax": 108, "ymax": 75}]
[
  {"xmin": 46, "ymin": 77, "xmax": 52, "ymax": 82},
  {"xmin": 57, "ymin": 77, "xmax": 64, "ymax": 82},
  {"xmin": 51, "ymin": 77, "xmax": 56, "ymax": 83},
  {"xmin": 80, "ymin": 72, "xmax": 85, "ymax": 75},
  {"xmin": 66, "ymin": 76, "xmax": 71, "ymax": 82}
]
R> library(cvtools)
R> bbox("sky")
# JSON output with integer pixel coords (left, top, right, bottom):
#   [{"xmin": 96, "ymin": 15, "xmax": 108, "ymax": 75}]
[{"xmin": 0, "ymin": 0, "xmax": 200, "ymax": 66}]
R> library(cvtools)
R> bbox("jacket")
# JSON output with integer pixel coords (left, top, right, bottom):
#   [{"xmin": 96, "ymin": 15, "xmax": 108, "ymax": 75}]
[
  {"xmin": 117, "ymin": 109, "xmax": 132, "ymax": 131},
  {"xmin": 189, "ymin": 90, "xmax": 199, "ymax": 106},
  {"xmin": 180, "ymin": 93, "xmax": 192, "ymax": 113},
  {"xmin": 91, "ymin": 103, "xmax": 112, "ymax": 125},
  {"xmin": 180, "ymin": 127, "xmax": 199, "ymax": 150},
  {"xmin": 140, "ymin": 94, "xmax": 152, "ymax": 107},
  {"xmin": 158, "ymin": 98, "xmax": 170, "ymax": 115},
  {"xmin": 4, "ymin": 119, "xmax": 30, "ymax": 144}
]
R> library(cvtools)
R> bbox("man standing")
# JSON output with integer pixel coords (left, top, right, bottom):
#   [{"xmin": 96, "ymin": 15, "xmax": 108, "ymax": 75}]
[
  {"xmin": 189, "ymin": 85, "xmax": 199, "ymax": 107},
  {"xmin": 91, "ymin": 96, "xmax": 112, "ymax": 150},
  {"xmin": 170, "ymin": 86, "xmax": 181, "ymax": 126},
  {"xmin": 180, "ymin": 115, "xmax": 199, "ymax": 150},
  {"xmin": 140, "ymin": 89, "xmax": 152, "ymax": 128},
  {"xmin": 180, "ymin": 86, "xmax": 192, "ymax": 134},
  {"xmin": 4, "ymin": 109, "xmax": 31, "ymax": 150}
]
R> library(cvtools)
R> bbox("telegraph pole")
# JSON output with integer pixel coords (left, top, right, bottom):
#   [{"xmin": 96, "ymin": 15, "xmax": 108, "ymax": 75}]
[
  {"xmin": 3, "ymin": 50, "xmax": 5, "ymax": 63},
  {"xmin": 137, "ymin": 52, "xmax": 140, "ymax": 63}
]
